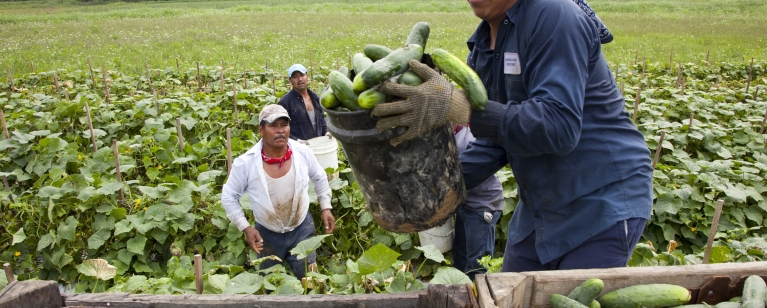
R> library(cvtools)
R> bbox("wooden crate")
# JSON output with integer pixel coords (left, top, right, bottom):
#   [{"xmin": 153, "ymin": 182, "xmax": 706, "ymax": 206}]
[{"xmin": 474, "ymin": 261, "xmax": 767, "ymax": 308}]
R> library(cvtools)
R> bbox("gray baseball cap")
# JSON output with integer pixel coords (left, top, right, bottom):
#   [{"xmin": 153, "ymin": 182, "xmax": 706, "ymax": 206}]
[{"xmin": 258, "ymin": 104, "xmax": 291, "ymax": 124}]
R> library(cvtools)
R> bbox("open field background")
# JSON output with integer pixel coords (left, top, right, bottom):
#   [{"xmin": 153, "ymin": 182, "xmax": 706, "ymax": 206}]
[{"xmin": 1, "ymin": 0, "xmax": 767, "ymax": 75}]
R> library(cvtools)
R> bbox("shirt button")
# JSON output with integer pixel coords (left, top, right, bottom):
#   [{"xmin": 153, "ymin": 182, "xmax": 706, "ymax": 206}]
[
  {"xmin": 495, "ymin": 54, "xmax": 500, "ymax": 59},
  {"xmin": 504, "ymin": 19, "xmax": 509, "ymax": 25}
]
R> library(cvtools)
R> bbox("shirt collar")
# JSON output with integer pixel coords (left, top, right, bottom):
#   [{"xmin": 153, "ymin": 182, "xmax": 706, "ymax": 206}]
[{"xmin": 466, "ymin": 2, "xmax": 523, "ymax": 52}]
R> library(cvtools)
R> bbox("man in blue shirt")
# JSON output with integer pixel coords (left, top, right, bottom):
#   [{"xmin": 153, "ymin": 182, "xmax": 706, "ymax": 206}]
[
  {"xmin": 278, "ymin": 64, "xmax": 328, "ymax": 141},
  {"xmin": 373, "ymin": 0, "xmax": 652, "ymax": 272}
]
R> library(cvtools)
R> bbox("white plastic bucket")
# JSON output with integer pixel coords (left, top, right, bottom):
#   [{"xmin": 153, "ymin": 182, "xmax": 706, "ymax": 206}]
[
  {"xmin": 418, "ymin": 216, "xmax": 454, "ymax": 253},
  {"xmin": 306, "ymin": 135, "xmax": 339, "ymax": 173}
]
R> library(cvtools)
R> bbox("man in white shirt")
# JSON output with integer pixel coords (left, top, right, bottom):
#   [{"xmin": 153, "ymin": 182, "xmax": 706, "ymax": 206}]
[{"xmin": 221, "ymin": 104, "xmax": 335, "ymax": 279}]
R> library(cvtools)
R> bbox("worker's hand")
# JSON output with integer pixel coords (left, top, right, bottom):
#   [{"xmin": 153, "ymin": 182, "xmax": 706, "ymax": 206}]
[
  {"xmin": 243, "ymin": 226, "xmax": 264, "ymax": 254},
  {"xmin": 321, "ymin": 209, "xmax": 336, "ymax": 234},
  {"xmin": 373, "ymin": 59, "xmax": 472, "ymax": 146}
]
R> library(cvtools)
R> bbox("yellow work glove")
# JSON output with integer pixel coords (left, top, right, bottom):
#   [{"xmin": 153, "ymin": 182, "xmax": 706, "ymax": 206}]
[{"xmin": 372, "ymin": 59, "xmax": 471, "ymax": 147}]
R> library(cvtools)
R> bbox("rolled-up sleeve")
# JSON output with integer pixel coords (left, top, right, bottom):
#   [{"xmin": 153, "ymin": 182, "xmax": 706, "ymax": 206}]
[{"xmin": 221, "ymin": 157, "xmax": 252, "ymax": 231}]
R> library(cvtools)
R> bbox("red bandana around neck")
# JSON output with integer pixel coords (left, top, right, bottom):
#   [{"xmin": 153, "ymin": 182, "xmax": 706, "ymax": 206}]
[{"xmin": 261, "ymin": 145, "xmax": 292, "ymax": 168}]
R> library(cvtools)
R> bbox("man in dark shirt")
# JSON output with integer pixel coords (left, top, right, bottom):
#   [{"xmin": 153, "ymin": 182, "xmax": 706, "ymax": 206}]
[
  {"xmin": 278, "ymin": 64, "xmax": 327, "ymax": 140},
  {"xmin": 373, "ymin": 0, "xmax": 652, "ymax": 272}
]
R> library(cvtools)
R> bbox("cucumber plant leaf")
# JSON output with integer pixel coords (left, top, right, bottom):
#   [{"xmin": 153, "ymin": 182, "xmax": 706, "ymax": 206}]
[
  {"xmin": 429, "ymin": 266, "xmax": 471, "ymax": 285},
  {"xmin": 416, "ymin": 244, "xmax": 445, "ymax": 263},
  {"xmin": 223, "ymin": 272, "xmax": 263, "ymax": 294},
  {"xmin": 358, "ymin": 243, "xmax": 400, "ymax": 276},
  {"xmin": 77, "ymin": 259, "xmax": 117, "ymax": 281},
  {"xmin": 290, "ymin": 234, "xmax": 332, "ymax": 260}
]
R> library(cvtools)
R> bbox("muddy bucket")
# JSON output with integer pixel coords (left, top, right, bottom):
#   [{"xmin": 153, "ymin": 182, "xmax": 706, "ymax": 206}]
[{"xmin": 324, "ymin": 107, "xmax": 465, "ymax": 233}]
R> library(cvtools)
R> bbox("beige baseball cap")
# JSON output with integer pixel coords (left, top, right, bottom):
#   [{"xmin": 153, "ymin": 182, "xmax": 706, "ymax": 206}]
[{"xmin": 258, "ymin": 104, "xmax": 291, "ymax": 124}]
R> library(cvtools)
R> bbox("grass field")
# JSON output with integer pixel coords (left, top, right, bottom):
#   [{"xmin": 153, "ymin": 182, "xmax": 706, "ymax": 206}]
[{"xmin": 1, "ymin": 0, "xmax": 766, "ymax": 75}]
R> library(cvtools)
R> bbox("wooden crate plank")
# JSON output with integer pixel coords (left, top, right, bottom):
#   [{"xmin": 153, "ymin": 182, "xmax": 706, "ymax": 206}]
[
  {"xmin": 485, "ymin": 273, "xmax": 528, "ymax": 308},
  {"xmin": 474, "ymin": 274, "xmax": 498, "ymax": 308},
  {"xmin": 486, "ymin": 262, "xmax": 767, "ymax": 308},
  {"xmin": 0, "ymin": 280, "xmax": 63, "ymax": 308},
  {"xmin": 65, "ymin": 291, "xmax": 424, "ymax": 308}
]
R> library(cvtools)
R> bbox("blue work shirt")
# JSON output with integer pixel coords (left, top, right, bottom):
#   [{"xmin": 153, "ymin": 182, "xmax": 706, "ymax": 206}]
[
  {"xmin": 461, "ymin": 0, "xmax": 653, "ymax": 264},
  {"xmin": 278, "ymin": 89, "xmax": 327, "ymax": 140}
]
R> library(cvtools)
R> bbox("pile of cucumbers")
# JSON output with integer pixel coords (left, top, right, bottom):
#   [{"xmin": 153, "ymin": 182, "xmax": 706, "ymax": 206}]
[
  {"xmin": 320, "ymin": 22, "xmax": 488, "ymax": 112},
  {"xmin": 549, "ymin": 275, "xmax": 767, "ymax": 308}
]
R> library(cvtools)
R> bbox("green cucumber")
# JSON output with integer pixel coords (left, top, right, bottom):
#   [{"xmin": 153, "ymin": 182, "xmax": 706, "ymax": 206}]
[
  {"xmin": 320, "ymin": 87, "xmax": 340, "ymax": 109},
  {"xmin": 357, "ymin": 87, "xmax": 386, "ymax": 109},
  {"xmin": 352, "ymin": 53, "xmax": 374, "ymax": 76},
  {"xmin": 588, "ymin": 300, "xmax": 601, "ymax": 308},
  {"xmin": 352, "ymin": 44, "xmax": 423, "ymax": 93},
  {"xmin": 598, "ymin": 284, "xmax": 691, "ymax": 308},
  {"xmin": 729, "ymin": 297, "xmax": 742, "ymax": 302},
  {"xmin": 430, "ymin": 48, "xmax": 488, "ymax": 110},
  {"xmin": 669, "ymin": 305, "xmax": 710, "ymax": 308},
  {"xmin": 328, "ymin": 70, "xmax": 361, "ymax": 111},
  {"xmin": 551, "ymin": 294, "xmax": 589, "ymax": 308},
  {"xmin": 405, "ymin": 21, "xmax": 430, "ymax": 50},
  {"xmin": 364, "ymin": 44, "xmax": 393, "ymax": 62},
  {"xmin": 397, "ymin": 70, "xmax": 423, "ymax": 86},
  {"xmin": 714, "ymin": 302, "xmax": 741, "ymax": 308},
  {"xmin": 741, "ymin": 275, "xmax": 766, "ymax": 308},
  {"xmin": 568, "ymin": 278, "xmax": 605, "ymax": 305},
  {"xmin": 339, "ymin": 66, "xmax": 351, "ymax": 79}
]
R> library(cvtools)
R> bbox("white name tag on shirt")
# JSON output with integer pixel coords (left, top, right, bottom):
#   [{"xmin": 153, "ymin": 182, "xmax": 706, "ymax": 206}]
[{"xmin": 504, "ymin": 52, "xmax": 521, "ymax": 75}]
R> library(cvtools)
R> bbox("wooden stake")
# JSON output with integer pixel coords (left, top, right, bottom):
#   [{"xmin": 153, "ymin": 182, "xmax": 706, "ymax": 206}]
[
  {"xmin": 101, "ymin": 63, "xmax": 109, "ymax": 103},
  {"xmin": 226, "ymin": 128, "xmax": 232, "ymax": 174},
  {"xmin": 53, "ymin": 73, "xmax": 61, "ymax": 101},
  {"xmin": 196, "ymin": 62, "xmax": 201, "ymax": 87},
  {"xmin": 112, "ymin": 139, "xmax": 124, "ymax": 205},
  {"xmin": 745, "ymin": 57, "xmax": 754, "ymax": 93},
  {"xmin": 668, "ymin": 49, "xmax": 674, "ymax": 76},
  {"xmin": 3, "ymin": 263, "xmax": 14, "ymax": 283},
  {"xmin": 6, "ymin": 68, "xmax": 13, "ymax": 91},
  {"xmin": 754, "ymin": 87, "xmax": 759, "ymax": 101},
  {"xmin": 632, "ymin": 84, "xmax": 642, "ymax": 123},
  {"xmin": 0, "ymin": 109, "xmax": 9, "ymax": 139},
  {"xmin": 634, "ymin": 50, "xmax": 638, "ymax": 65},
  {"xmin": 652, "ymin": 131, "xmax": 665, "ymax": 169},
  {"xmin": 2, "ymin": 176, "xmax": 13, "ymax": 203},
  {"xmin": 176, "ymin": 118, "xmax": 185, "ymax": 151},
  {"xmin": 220, "ymin": 70, "xmax": 225, "ymax": 92},
  {"xmin": 336, "ymin": 58, "xmax": 340, "ymax": 70},
  {"xmin": 265, "ymin": 59, "xmax": 269, "ymax": 70},
  {"xmin": 705, "ymin": 51, "xmax": 710, "ymax": 66},
  {"xmin": 87, "ymin": 58, "xmax": 95, "ymax": 85},
  {"xmin": 194, "ymin": 254, "xmax": 203, "ymax": 294},
  {"xmin": 152, "ymin": 89, "xmax": 160, "ymax": 114},
  {"xmin": 242, "ymin": 61, "xmax": 247, "ymax": 88},
  {"xmin": 145, "ymin": 61, "xmax": 152, "ymax": 90},
  {"xmin": 689, "ymin": 113, "xmax": 695, "ymax": 129},
  {"xmin": 176, "ymin": 58, "xmax": 180, "ymax": 72},
  {"xmin": 272, "ymin": 78, "xmax": 277, "ymax": 96},
  {"xmin": 676, "ymin": 64, "xmax": 683, "ymax": 87},
  {"xmin": 715, "ymin": 75, "xmax": 721, "ymax": 90},
  {"xmin": 620, "ymin": 81, "xmax": 625, "ymax": 96},
  {"xmin": 640, "ymin": 59, "xmax": 646, "ymax": 79},
  {"xmin": 85, "ymin": 102, "xmax": 98, "ymax": 152},
  {"xmin": 702, "ymin": 199, "xmax": 725, "ymax": 264},
  {"xmin": 232, "ymin": 84, "xmax": 238, "ymax": 123},
  {"xmin": 30, "ymin": 61, "xmax": 34, "ymax": 74},
  {"xmin": 760, "ymin": 107, "xmax": 767, "ymax": 134}
]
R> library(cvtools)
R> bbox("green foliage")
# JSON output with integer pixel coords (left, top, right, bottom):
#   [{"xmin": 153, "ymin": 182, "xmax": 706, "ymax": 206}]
[{"xmin": 0, "ymin": 56, "xmax": 765, "ymax": 296}]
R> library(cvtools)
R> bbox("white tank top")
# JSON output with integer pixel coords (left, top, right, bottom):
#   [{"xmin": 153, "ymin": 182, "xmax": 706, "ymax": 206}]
[{"xmin": 265, "ymin": 163, "xmax": 296, "ymax": 225}]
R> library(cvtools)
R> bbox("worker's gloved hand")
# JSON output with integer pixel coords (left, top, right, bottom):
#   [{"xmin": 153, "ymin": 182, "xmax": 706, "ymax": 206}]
[{"xmin": 373, "ymin": 59, "xmax": 471, "ymax": 147}]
